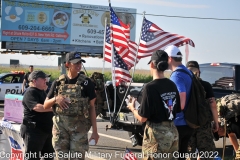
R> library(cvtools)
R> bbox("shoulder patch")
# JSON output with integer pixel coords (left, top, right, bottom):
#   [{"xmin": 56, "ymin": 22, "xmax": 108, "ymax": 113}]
[
  {"xmin": 58, "ymin": 74, "xmax": 66, "ymax": 81},
  {"xmin": 78, "ymin": 74, "xmax": 87, "ymax": 82}
]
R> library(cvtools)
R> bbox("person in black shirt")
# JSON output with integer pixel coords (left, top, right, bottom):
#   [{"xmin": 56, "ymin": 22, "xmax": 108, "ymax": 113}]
[
  {"xmin": 127, "ymin": 50, "xmax": 181, "ymax": 159},
  {"xmin": 22, "ymin": 65, "xmax": 34, "ymax": 93},
  {"xmin": 218, "ymin": 115, "xmax": 240, "ymax": 153},
  {"xmin": 187, "ymin": 61, "xmax": 219, "ymax": 157},
  {"xmin": 44, "ymin": 52, "xmax": 99, "ymax": 159},
  {"xmin": 20, "ymin": 70, "xmax": 54, "ymax": 160}
]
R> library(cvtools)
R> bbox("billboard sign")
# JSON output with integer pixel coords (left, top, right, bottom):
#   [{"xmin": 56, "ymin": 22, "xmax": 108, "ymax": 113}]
[{"xmin": 1, "ymin": 0, "xmax": 136, "ymax": 47}]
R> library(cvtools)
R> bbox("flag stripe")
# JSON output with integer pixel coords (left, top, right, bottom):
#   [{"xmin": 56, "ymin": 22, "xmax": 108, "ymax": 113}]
[
  {"xmin": 123, "ymin": 41, "xmax": 139, "ymax": 69},
  {"xmin": 119, "ymin": 20, "xmax": 130, "ymax": 41},
  {"xmin": 104, "ymin": 25, "xmax": 112, "ymax": 63},
  {"xmin": 110, "ymin": 7, "xmax": 129, "ymax": 49}
]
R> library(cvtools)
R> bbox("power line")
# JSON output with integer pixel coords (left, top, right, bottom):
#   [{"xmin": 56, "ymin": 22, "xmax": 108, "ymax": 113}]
[
  {"xmin": 141, "ymin": 13, "xmax": 240, "ymax": 21},
  {"xmin": 2, "ymin": 0, "xmax": 240, "ymax": 22}
]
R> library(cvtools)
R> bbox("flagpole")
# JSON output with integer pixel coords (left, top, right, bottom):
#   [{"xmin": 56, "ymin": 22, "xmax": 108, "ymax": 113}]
[
  {"xmin": 131, "ymin": 11, "xmax": 145, "ymax": 79},
  {"xmin": 101, "ymin": 17, "xmax": 112, "ymax": 121},
  {"xmin": 111, "ymin": 44, "xmax": 117, "ymax": 114},
  {"xmin": 109, "ymin": 0, "xmax": 117, "ymax": 115},
  {"xmin": 113, "ymin": 11, "xmax": 146, "ymax": 123},
  {"xmin": 185, "ymin": 44, "xmax": 189, "ymax": 65},
  {"xmin": 102, "ymin": 17, "xmax": 107, "ymax": 74}
]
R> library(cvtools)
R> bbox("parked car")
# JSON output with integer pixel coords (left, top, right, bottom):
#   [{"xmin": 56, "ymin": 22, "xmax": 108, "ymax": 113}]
[
  {"xmin": 0, "ymin": 71, "xmax": 25, "ymax": 101},
  {"xmin": 199, "ymin": 63, "xmax": 240, "ymax": 98}
]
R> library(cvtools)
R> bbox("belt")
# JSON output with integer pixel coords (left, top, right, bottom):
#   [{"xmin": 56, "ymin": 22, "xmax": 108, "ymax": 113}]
[
  {"xmin": 147, "ymin": 121, "xmax": 174, "ymax": 126},
  {"xmin": 22, "ymin": 119, "xmax": 36, "ymax": 128}
]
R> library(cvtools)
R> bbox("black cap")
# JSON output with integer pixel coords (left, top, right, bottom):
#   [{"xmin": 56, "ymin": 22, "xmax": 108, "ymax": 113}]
[
  {"xmin": 148, "ymin": 50, "xmax": 169, "ymax": 64},
  {"xmin": 28, "ymin": 70, "xmax": 49, "ymax": 81},
  {"xmin": 65, "ymin": 52, "xmax": 86, "ymax": 63},
  {"xmin": 186, "ymin": 61, "xmax": 200, "ymax": 69}
]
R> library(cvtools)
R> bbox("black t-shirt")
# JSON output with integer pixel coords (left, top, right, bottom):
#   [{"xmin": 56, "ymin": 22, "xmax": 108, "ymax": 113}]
[
  {"xmin": 138, "ymin": 78, "xmax": 181, "ymax": 123},
  {"xmin": 47, "ymin": 74, "xmax": 96, "ymax": 101},
  {"xmin": 22, "ymin": 87, "xmax": 53, "ymax": 132},
  {"xmin": 200, "ymin": 80, "xmax": 215, "ymax": 99},
  {"xmin": 24, "ymin": 72, "xmax": 31, "ymax": 87},
  {"xmin": 227, "ymin": 115, "xmax": 240, "ymax": 138}
]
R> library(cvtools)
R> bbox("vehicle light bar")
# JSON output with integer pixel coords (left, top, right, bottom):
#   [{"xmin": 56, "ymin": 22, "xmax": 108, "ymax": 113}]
[
  {"xmin": 210, "ymin": 63, "xmax": 220, "ymax": 66},
  {"xmin": 11, "ymin": 71, "xmax": 25, "ymax": 74}
]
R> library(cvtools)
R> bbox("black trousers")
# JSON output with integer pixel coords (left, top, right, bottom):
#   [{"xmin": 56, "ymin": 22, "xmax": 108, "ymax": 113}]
[
  {"xmin": 177, "ymin": 125, "xmax": 194, "ymax": 160},
  {"xmin": 20, "ymin": 124, "xmax": 54, "ymax": 160}
]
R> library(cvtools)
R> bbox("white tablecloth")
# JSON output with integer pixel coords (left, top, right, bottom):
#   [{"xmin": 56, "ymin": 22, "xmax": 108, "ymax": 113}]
[{"xmin": 0, "ymin": 120, "xmax": 24, "ymax": 160}]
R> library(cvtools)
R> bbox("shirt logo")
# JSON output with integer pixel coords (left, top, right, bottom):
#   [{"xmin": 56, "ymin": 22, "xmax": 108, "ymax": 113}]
[
  {"xmin": 163, "ymin": 99, "xmax": 176, "ymax": 120},
  {"xmin": 84, "ymin": 80, "xmax": 88, "ymax": 86}
]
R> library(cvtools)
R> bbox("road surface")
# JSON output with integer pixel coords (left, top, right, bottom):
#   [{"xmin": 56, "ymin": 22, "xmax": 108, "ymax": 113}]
[{"xmin": 0, "ymin": 103, "xmax": 234, "ymax": 160}]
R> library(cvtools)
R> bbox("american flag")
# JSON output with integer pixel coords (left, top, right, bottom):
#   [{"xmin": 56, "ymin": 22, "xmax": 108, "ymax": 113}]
[
  {"xmin": 110, "ymin": 6, "xmax": 129, "ymax": 49},
  {"xmin": 124, "ymin": 148, "xmax": 138, "ymax": 160},
  {"xmin": 113, "ymin": 48, "xmax": 132, "ymax": 86},
  {"xmin": 116, "ymin": 19, "xmax": 131, "ymax": 58},
  {"xmin": 104, "ymin": 25, "xmax": 112, "ymax": 63},
  {"xmin": 104, "ymin": 25, "xmax": 139, "ymax": 70},
  {"xmin": 123, "ymin": 41, "xmax": 139, "ymax": 70},
  {"xmin": 138, "ymin": 18, "xmax": 195, "ymax": 58},
  {"xmin": 119, "ymin": 19, "xmax": 130, "ymax": 42}
]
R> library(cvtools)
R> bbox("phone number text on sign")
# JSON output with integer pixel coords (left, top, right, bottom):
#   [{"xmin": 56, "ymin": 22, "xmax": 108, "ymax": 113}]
[
  {"xmin": 18, "ymin": 25, "xmax": 55, "ymax": 32},
  {"xmin": 87, "ymin": 29, "xmax": 104, "ymax": 34}
]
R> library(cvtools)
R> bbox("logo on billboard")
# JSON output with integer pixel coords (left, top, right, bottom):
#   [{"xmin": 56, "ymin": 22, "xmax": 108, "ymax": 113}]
[
  {"xmin": 79, "ymin": 14, "xmax": 92, "ymax": 24},
  {"xmin": 52, "ymin": 10, "xmax": 70, "ymax": 30},
  {"xmin": 5, "ymin": 6, "xmax": 23, "ymax": 22},
  {"xmin": 37, "ymin": 12, "xmax": 47, "ymax": 24},
  {"xmin": 101, "ymin": 11, "xmax": 135, "ymax": 29}
]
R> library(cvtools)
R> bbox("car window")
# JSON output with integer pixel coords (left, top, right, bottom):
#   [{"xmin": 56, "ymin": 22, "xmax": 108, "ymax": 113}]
[
  {"xmin": 200, "ymin": 66, "xmax": 234, "ymax": 90},
  {"xmin": 2, "ymin": 75, "xmax": 14, "ymax": 83}
]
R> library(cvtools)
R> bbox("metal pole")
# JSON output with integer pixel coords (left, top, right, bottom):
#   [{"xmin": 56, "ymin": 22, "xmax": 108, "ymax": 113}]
[
  {"xmin": 102, "ymin": 17, "xmax": 111, "ymax": 121},
  {"xmin": 114, "ymin": 11, "xmax": 146, "ymax": 122},
  {"xmin": 82, "ymin": 64, "xmax": 88, "ymax": 77},
  {"xmin": 102, "ymin": 17, "xmax": 107, "ymax": 74},
  {"xmin": 131, "ymin": 11, "xmax": 146, "ymax": 79},
  {"xmin": 108, "ymin": 1, "xmax": 117, "ymax": 115},
  {"xmin": 111, "ymin": 44, "xmax": 116, "ymax": 114}
]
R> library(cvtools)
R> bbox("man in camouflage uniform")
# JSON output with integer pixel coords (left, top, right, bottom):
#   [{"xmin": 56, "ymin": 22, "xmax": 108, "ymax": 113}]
[
  {"xmin": 218, "ymin": 93, "xmax": 240, "ymax": 158},
  {"xmin": 44, "ymin": 52, "xmax": 99, "ymax": 160},
  {"xmin": 187, "ymin": 61, "xmax": 219, "ymax": 159},
  {"xmin": 127, "ymin": 50, "xmax": 181, "ymax": 160}
]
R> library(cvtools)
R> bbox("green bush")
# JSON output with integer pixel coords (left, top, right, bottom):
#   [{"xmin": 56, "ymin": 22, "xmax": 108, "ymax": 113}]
[{"xmin": 0, "ymin": 66, "xmax": 153, "ymax": 83}]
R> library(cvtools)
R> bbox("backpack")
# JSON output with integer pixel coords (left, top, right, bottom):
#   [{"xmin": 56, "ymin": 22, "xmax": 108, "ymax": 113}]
[
  {"xmin": 89, "ymin": 72, "xmax": 112, "ymax": 116},
  {"xmin": 219, "ymin": 93, "xmax": 240, "ymax": 120},
  {"xmin": 173, "ymin": 69, "xmax": 210, "ymax": 128}
]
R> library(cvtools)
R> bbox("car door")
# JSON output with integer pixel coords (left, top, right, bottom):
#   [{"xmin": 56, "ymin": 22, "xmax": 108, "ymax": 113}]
[{"xmin": 0, "ymin": 74, "xmax": 22, "ymax": 101}]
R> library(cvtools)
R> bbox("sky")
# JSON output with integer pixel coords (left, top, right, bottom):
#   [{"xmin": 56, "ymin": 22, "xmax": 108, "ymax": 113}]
[{"xmin": 1, "ymin": 0, "xmax": 240, "ymax": 70}]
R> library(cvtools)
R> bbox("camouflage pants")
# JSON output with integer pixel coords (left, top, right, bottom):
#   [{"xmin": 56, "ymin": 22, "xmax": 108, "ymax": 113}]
[
  {"xmin": 52, "ymin": 115, "xmax": 91, "ymax": 160},
  {"xmin": 188, "ymin": 122, "xmax": 215, "ymax": 160},
  {"xmin": 142, "ymin": 121, "xmax": 179, "ymax": 160}
]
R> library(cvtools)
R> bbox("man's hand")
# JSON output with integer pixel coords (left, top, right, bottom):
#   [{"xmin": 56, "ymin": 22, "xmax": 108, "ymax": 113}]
[
  {"xmin": 127, "ymin": 97, "xmax": 136, "ymax": 112},
  {"xmin": 89, "ymin": 132, "xmax": 99, "ymax": 145},
  {"xmin": 212, "ymin": 121, "xmax": 219, "ymax": 133},
  {"xmin": 55, "ymin": 95, "xmax": 70, "ymax": 110}
]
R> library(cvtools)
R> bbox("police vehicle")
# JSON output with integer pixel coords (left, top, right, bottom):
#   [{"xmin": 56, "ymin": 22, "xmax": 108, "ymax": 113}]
[{"xmin": 0, "ymin": 71, "xmax": 25, "ymax": 101}]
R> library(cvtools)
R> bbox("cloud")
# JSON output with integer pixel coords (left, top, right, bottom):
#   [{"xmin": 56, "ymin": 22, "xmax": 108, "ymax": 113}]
[{"xmin": 111, "ymin": 0, "xmax": 209, "ymax": 9}]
